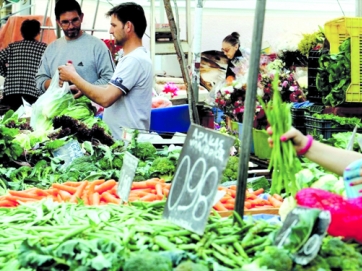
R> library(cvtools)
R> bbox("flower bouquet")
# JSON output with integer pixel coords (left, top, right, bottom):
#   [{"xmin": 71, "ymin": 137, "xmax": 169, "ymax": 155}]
[
  {"xmin": 258, "ymin": 59, "xmax": 306, "ymax": 104},
  {"xmin": 213, "ymin": 79, "xmax": 247, "ymax": 123}
]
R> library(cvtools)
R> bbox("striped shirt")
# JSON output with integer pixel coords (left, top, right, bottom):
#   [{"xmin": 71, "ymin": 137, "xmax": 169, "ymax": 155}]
[{"xmin": 0, "ymin": 40, "xmax": 47, "ymax": 97}]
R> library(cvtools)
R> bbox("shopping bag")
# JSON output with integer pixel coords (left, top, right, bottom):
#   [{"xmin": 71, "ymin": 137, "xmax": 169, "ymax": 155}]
[{"xmin": 30, "ymin": 70, "xmax": 73, "ymax": 131}]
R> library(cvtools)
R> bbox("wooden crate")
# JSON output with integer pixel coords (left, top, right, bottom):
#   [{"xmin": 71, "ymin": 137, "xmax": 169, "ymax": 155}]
[{"xmin": 217, "ymin": 207, "xmax": 279, "ymax": 217}]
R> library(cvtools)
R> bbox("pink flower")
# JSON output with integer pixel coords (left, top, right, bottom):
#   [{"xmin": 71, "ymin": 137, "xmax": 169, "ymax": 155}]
[
  {"xmin": 282, "ymin": 81, "xmax": 288, "ymax": 88},
  {"xmin": 163, "ymin": 82, "xmax": 179, "ymax": 98}
]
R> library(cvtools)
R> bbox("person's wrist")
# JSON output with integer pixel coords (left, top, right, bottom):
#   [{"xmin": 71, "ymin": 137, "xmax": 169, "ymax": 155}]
[{"xmin": 297, "ymin": 135, "xmax": 313, "ymax": 156}]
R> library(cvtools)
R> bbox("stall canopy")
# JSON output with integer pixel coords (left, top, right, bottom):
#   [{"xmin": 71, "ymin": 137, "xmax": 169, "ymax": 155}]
[{"xmin": 0, "ymin": 15, "xmax": 56, "ymax": 50}]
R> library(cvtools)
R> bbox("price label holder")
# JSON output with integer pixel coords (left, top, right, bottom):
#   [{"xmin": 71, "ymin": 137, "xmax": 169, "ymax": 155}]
[
  {"xmin": 163, "ymin": 124, "xmax": 235, "ymax": 235},
  {"xmin": 274, "ymin": 206, "xmax": 331, "ymax": 265},
  {"xmin": 117, "ymin": 151, "xmax": 139, "ymax": 202},
  {"xmin": 52, "ymin": 139, "xmax": 84, "ymax": 170}
]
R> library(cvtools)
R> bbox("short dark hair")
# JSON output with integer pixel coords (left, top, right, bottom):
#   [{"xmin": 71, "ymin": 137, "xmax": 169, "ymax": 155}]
[
  {"xmin": 21, "ymin": 19, "xmax": 41, "ymax": 40},
  {"xmin": 106, "ymin": 2, "xmax": 147, "ymax": 39},
  {"xmin": 55, "ymin": 0, "xmax": 82, "ymax": 20},
  {"xmin": 223, "ymin": 32, "xmax": 240, "ymax": 47}
]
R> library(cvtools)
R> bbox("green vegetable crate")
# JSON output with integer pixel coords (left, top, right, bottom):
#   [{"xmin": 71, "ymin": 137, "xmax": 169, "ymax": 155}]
[
  {"xmin": 305, "ymin": 125, "xmax": 347, "ymax": 139},
  {"xmin": 324, "ymin": 17, "xmax": 362, "ymax": 103},
  {"xmin": 252, "ymin": 128, "xmax": 271, "ymax": 160},
  {"xmin": 304, "ymin": 116, "xmax": 340, "ymax": 128}
]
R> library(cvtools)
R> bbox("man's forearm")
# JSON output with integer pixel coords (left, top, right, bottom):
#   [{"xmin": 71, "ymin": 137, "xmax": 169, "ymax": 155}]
[{"xmin": 71, "ymin": 74, "xmax": 110, "ymax": 106}]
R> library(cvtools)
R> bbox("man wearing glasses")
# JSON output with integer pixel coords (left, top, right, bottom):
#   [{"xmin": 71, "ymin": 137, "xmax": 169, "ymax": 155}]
[{"xmin": 36, "ymin": 0, "xmax": 114, "ymax": 96}]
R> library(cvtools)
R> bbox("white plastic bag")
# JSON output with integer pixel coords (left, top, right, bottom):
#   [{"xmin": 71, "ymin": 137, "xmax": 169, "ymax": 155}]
[{"xmin": 30, "ymin": 69, "xmax": 73, "ymax": 131}]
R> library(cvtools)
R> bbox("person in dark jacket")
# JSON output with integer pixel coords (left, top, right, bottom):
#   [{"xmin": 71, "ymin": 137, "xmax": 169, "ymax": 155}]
[
  {"xmin": 221, "ymin": 32, "xmax": 243, "ymax": 80},
  {"xmin": 0, "ymin": 19, "xmax": 47, "ymax": 111}
]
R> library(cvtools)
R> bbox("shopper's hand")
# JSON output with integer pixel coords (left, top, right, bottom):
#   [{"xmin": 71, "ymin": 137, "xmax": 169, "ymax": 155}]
[
  {"xmin": 70, "ymin": 85, "xmax": 83, "ymax": 99},
  {"xmin": 58, "ymin": 63, "xmax": 77, "ymax": 83},
  {"xmin": 267, "ymin": 126, "xmax": 309, "ymax": 154}
]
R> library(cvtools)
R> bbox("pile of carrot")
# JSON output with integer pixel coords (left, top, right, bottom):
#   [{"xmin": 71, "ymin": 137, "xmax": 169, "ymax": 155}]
[
  {"xmin": 0, "ymin": 179, "xmax": 283, "ymax": 211},
  {"xmin": 0, "ymin": 178, "xmax": 170, "ymax": 207},
  {"xmin": 213, "ymin": 186, "xmax": 284, "ymax": 212}
]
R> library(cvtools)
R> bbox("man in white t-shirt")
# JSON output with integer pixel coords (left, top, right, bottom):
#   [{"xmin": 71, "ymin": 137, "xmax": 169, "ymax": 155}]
[{"xmin": 58, "ymin": 2, "xmax": 153, "ymax": 140}]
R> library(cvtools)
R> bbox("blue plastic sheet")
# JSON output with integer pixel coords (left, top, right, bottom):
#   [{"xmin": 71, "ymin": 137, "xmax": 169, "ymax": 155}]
[{"xmin": 292, "ymin": 101, "xmax": 314, "ymax": 108}]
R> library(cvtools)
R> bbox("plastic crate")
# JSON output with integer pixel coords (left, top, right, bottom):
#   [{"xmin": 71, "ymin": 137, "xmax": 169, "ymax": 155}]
[
  {"xmin": 252, "ymin": 128, "xmax": 271, "ymax": 160},
  {"xmin": 307, "ymin": 49, "xmax": 327, "ymax": 103},
  {"xmin": 324, "ymin": 17, "xmax": 362, "ymax": 103},
  {"xmin": 304, "ymin": 105, "xmax": 325, "ymax": 116},
  {"xmin": 150, "ymin": 104, "xmax": 190, "ymax": 134},
  {"xmin": 291, "ymin": 108, "xmax": 306, "ymax": 126},
  {"xmin": 304, "ymin": 116, "xmax": 339, "ymax": 128},
  {"xmin": 305, "ymin": 124, "xmax": 348, "ymax": 139}
]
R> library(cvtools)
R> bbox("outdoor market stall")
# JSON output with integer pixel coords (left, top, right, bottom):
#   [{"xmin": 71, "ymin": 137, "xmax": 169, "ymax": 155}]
[{"xmin": 1, "ymin": 0, "xmax": 362, "ymax": 270}]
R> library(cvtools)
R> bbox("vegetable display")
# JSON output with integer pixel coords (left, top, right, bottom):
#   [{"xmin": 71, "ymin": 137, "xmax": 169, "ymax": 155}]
[
  {"xmin": 0, "ymin": 178, "xmax": 279, "ymax": 213},
  {"xmin": 0, "ymin": 200, "xmax": 279, "ymax": 270},
  {"xmin": 214, "ymin": 186, "xmax": 283, "ymax": 211}
]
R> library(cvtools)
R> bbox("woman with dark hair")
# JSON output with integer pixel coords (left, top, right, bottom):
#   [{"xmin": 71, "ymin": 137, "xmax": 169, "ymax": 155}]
[
  {"xmin": 222, "ymin": 32, "xmax": 243, "ymax": 80},
  {"xmin": 0, "ymin": 19, "xmax": 47, "ymax": 111}
]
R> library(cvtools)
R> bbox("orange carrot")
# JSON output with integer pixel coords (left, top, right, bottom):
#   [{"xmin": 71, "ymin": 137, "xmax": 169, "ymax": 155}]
[
  {"xmin": 101, "ymin": 192, "xmax": 120, "ymax": 204},
  {"xmin": 229, "ymin": 185, "xmax": 237, "ymax": 190},
  {"xmin": 63, "ymin": 181, "xmax": 82, "ymax": 187},
  {"xmin": 140, "ymin": 194, "xmax": 157, "ymax": 202},
  {"xmin": 155, "ymin": 183, "xmax": 163, "ymax": 197},
  {"xmin": 245, "ymin": 193, "xmax": 256, "ymax": 200},
  {"xmin": 130, "ymin": 190, "xmax": 152, "ymax": 198},
  {"xmin": 253, "ymin": 188, "xmax": 264, "ymax": 196},
  {"xmin": 268, "ymin": 196, "xmax": 282, "ymax": 208},
  {"xmin": 8, "ymin": 190, "xmax": 39, "ymax": 199},
  {"xmin": 130, "ymin": 188, "xmax": 152, "ymax": 194},
  {"xmin": 81, "ymin": 193, "xmax": 90, "ymax": 205},
  {"xmin": 131, "ymin": 182, "xmax": 148, "ymax": 189},
  {"xmin": 69, "ymin": 181, "xmax": 88, "ymax": 203},
  {"xmin": 92, "ymin": 192, "xmax": 100, "ymax": 205},
  {"xmin": 88, "ymin": 180, "xmax": 105, "ymax": 204},
  {"xmin": 0, "ymin": 199, "xmax": 16, "ymax": 207},
  {"xmin": 145, "ymin": 179, "xmax": 161, "ymax": 189},
  {"xmin": 228, "ymin": 190, "xmax": 236, "ymax": 198},
  {"xmin": 213, "ymin": 201, "xmax": 228, "ymax": 212},
  {"xmin": 224, "ymin": 203, "xmax": 235, "ymax": 210},
  {"xmin": 33, "ymin": 188, "xmax": 51, "ymax": 197},
  {"xmin": 244, "ymin": 201, "xmax": 251, "ymax": 209},
  {"xmin": 273, "ymin": 194, "xmax": 283, "ymax": 202},
  {"xmin": 52, "ymin": 183, "xmax": 77, "ymax": 194},
  {"xmin": 5, "ymin": 195, "xmax": 39, "ymax": 202},
  {"xmin": 95, "ymin": 179, "xmax": 116, "ymax": 194},
  {"xmin": 57, "ymin": 194, "xmax": 63, "ymax": 202},
  {"xmin": 226, "ymin": 198, "xmax": 235, "ymax": 204},
  {"xmin": 58, "ymin": 190, "xmax": 71, "ymax": 201}
]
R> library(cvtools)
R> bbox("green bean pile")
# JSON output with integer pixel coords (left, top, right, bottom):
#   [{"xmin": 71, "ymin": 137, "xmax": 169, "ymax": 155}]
[
  {"xmin": 260, "ymin": 76, "xmax": 302, "ymax": 197},
  {"xmin": 0, "ymin": 200, "xmax": 280, "ymax": 270}
]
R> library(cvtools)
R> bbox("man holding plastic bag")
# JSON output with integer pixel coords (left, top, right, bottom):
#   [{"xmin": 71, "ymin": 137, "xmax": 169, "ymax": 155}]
[
  {"xmin": 36, "ymin": 0, "xmax": 114, "ymax": 96},
  {"xmin": 58, "ymin": 3, "xmax": 153, "ymax": 140}
]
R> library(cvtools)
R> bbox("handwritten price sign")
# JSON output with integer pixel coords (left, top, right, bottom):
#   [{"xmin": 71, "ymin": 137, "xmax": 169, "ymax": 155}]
[
  {"xmin": 53, "ymin": 140, "xmax": 84, "ymax": 170},
  {"xmin": 163, "ymin": 124, "xmax": 234, "ymax": 235},
  {"xmin": 117, "ymin": 152, "xmax": 139, "ymax": 202}
]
